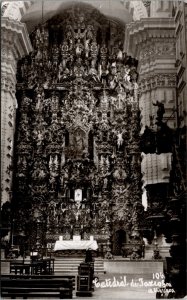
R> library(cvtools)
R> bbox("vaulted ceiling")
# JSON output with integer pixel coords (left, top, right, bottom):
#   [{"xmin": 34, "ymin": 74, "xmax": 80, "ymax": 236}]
[{"xmin": 21, "ymin": 0, "xmax": 135, "ymax": 33}]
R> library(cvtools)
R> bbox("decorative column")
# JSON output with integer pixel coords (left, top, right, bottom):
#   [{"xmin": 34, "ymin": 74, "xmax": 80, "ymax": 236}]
[
  {"xmin": 1, "ymin": 18, "xmax": 32, "ymax": 206},
  {"xmin": 125, "ymin": 18, "xmax": 176, "ymax": 132},
  {"xmin": 160, "ymin": 3, "xmax": 187, "ymax": 298},
  {"xmin": 124, "ymin": 18, "xmax": 176, "ymax": 256}
]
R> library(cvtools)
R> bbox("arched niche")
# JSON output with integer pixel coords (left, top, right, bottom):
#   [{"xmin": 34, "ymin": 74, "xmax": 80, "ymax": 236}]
[
  {"xmin": 112, "ymin": 229, "xmax": 126, "ymax": 255},
  {"xmin": 68, "ymin": 127, "xmax": 88, "ymax": 159}
]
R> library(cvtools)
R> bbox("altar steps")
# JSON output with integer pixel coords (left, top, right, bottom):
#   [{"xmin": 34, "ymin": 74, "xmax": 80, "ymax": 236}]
[{"xmin": 54, "ymin": 257, "xmax": 105, "ymax": 275}]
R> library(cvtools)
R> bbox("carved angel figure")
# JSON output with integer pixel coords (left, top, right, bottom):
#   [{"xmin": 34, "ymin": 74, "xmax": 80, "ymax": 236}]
[{"xmin": 123, "ymin": 67, "xmax": 131, "ymax": 82}]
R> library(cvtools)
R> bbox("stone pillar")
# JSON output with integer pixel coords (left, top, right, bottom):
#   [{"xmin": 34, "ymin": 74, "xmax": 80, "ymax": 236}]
[
  {"xmin": 124, "ymin": 17, "xmax": 176, "ymax": 185},
  {"xmin": 174, "ymin": 1, "xmax": 187, "ymax": 128},
  {"xmin": 124, "ymin": 17, "xmax": 176, "ymax": 256},
  {"xmin": 1, "ymin": 18, "xmax": 32, "ymax": 205},
  {"xmin": 125, "ymin": 18, "xmax": 176, "ymax": 132}
]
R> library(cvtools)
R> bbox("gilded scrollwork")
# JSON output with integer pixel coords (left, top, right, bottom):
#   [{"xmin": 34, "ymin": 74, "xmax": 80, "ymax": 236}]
[{"xmin": 13, "ymin": 5, "xmax": 143, "ymax": 251}]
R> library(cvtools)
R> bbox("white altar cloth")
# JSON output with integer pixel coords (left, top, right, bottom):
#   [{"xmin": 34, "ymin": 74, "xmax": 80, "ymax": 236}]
[{"xmin": 54, "ymin": 240, "xmax": 98, "ymax": 251}]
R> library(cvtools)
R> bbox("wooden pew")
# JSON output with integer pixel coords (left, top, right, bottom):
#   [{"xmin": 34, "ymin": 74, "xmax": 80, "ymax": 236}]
[
  {"xmin": 2, "ymin": 275, "xmax": 75, "ymax": 289},
  {"xmin": 1, "ymin": 275, "xmax": 75, "ymax": 299}
]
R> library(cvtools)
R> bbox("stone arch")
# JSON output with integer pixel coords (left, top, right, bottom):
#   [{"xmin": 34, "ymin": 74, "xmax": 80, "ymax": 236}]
[{"xmin": 2, "ymin": 1, "xmax": 147, "ymax": 28}]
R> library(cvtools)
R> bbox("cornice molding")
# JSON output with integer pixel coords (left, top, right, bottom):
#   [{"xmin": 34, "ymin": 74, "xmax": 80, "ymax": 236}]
[
  {"xmin": 1, "ymin": 17, "xmax": 33, "ymax": 59},
  {"xmin": 2, "ymin": 1, "xmax": 32, "ymax": 21},
  {"xmin": 124, "ymin": 17, "xmax": 175, "ymax": 58}
]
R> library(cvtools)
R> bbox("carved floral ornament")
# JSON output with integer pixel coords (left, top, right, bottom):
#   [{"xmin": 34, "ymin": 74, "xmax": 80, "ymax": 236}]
[
  {"xmin": 138, "ymin": 74, "xmax": 176, "ymax": 94},
  {"xmin": 13, "ymin": 5, "xmax": 143, "ymax": 250},
  {"xmin": 1, "ymin": 76, "xmax": 16, "ymax": 94},
  {"xmin": 138, "ymin": 38, "xmax": 176, "ymax": 62}
]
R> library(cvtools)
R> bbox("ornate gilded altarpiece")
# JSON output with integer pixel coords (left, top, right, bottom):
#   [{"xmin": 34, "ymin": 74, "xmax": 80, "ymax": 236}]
[{"xmin": 14, "ymin": 4, "xmax": 143, "ymax": 255}]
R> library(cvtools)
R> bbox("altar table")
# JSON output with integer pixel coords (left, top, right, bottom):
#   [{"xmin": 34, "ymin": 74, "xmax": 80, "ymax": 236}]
[{"xmin": 54, "ymin": 240, "xmax": 98, "ymax": 251}]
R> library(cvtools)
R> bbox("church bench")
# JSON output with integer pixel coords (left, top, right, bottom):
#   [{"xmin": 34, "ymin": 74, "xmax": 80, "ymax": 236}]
[
  {"xmin": 2, "ymin": 274, "xmax": 75, "ymax": 289},
  {"xmin": 1, "ymin": 276, "xmax": 74, "ymax": 299}
]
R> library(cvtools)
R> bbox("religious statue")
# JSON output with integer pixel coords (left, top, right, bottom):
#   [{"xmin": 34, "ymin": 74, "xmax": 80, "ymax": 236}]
[
  {"xmin": 74, "ymin": 129, "xmax": 86, "ymax": 156},
  {"xmin": 89, "ymin": 61, "xmax": 99, "ymax": 82},
  {"xmin": 22, "ymin": 96, "xmax": 32, "ymax": 110},
  {"xmin": 49, "ymin": 176, "xmax": 55, "ymax": 190},
  {"xmin": 90, "ymin": 41, "xmax": 98, "ymax": 66},
  {"xmin": 85, "ymin": 39, "xmax": 90, "ymax": 58},
  {"xmin": 58, "ymin": 62, "xmax": 64, "ymax": 82},
  {"xmin": 36, "ymin": 130, "xmax": 44, "ymax": 147},
  {"xmin": 117, "ymin": 90, "xmax": 126, "ymax": 109},
  {"xmin": 19, "ymin": 118, "xmax": 30, "ymax": 141},
  {"xmin": 61, "ymin": 41, "xmax": 69, "ymax": 67},
  {"xmin": 117, "ymin": 49, "xmax": 123, "ymax": 61},
  {"xmin": 53, "ymin": 44, "xmax": 59, "ymax": 67},
  {"xmin": 31, "ymin": 160, "xmax": 47, "ymax": 183},
  {"xmin": 113, "ymin": 165, "xmax": 127, "ymax": 185},
  {"xmin": 116, "ymin": 131, "xmax": 124, "ymax": 149},
  {"xmin": 75, "ymin": 39, "xmax": 83, "ymax": 56},
  {"xmin": 153, "ymin": 101, "xmax": 165, "ymax": 124}
]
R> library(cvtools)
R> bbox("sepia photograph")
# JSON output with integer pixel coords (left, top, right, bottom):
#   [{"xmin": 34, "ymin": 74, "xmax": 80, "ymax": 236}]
[{"xmin": 1, "ymin": 0, "xmax": 186, "ymax": 299}]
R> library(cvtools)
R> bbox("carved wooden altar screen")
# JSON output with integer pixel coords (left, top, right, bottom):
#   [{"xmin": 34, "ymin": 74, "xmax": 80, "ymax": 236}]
[{"xmin": 14, "ymin": 5, "xmax": 143, "ymax": 254}]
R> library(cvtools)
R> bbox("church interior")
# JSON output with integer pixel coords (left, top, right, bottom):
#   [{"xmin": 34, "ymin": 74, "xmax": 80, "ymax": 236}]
[{"xmin": 1, "ymin": 0, "xmax": 187, "ymax": 299}]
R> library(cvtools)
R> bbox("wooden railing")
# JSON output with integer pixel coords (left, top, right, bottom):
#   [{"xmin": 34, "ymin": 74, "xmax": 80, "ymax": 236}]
[{"xmin": 9, "ymin": 258, "xmax": 55, "ymax": 275}]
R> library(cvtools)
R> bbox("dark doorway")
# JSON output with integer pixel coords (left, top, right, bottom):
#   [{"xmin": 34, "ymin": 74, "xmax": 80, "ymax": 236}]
[{"xmin": 113, "ymin": 229, "xmax": 126, "ymax": 255}]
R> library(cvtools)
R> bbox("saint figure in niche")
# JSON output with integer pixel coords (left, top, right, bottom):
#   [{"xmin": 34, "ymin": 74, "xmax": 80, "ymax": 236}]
[
  {"xmin": 117, "ymin": 131, "xmax": 124, "ymax": 149},
  {"xmin": 73, "ymin": 128, "xmax": 86, "ymax": 157}
]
